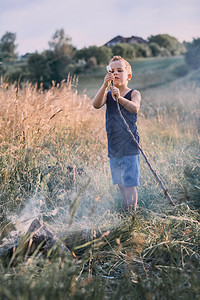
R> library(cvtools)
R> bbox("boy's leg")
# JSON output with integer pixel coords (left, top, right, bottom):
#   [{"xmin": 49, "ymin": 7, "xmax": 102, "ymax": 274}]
[
  {"xmin": 118, "ymin": 183, "xmax": 126, "ymax": 206},
  {"xmin": 121, "ymin": 155, "xmax": 139, "ymax": 212},
  {"xmin": 119, "ymin": 184, "xmax": 138, "ymax": 212}
]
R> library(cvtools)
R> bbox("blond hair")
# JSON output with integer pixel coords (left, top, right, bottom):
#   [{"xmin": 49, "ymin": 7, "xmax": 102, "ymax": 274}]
[{"xmin": 109, "ymin": 56, "xmax": 132, "ymax": 75}]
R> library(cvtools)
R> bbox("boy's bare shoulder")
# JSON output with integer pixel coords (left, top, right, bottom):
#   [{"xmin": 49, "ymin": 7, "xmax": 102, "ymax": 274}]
[
  {"xmin": 132, "ymin": 89, "xmax": 141, "ymax": 97},
  {"xmin": 131, "ymin": 89, "xmax": 141, "ymax": 101},
  {"xmin": 130, "ymin": 89, "xmax": 141, "ymax": 112}
]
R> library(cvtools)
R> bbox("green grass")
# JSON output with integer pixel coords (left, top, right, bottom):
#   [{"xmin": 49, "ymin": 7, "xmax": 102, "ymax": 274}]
[{"xmin": 0, "ymin": 209, "xmax": 199, "ymax": 299}]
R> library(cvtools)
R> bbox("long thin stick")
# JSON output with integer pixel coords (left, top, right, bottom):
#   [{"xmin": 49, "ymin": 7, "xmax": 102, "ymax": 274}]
[{"xmin": 112, "ymin": 83, "xmax": 175, "ymax": 206}]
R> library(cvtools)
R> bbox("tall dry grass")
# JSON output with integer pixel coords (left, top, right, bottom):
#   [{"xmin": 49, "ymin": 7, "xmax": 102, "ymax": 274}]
[
  {"xmin": 0, "ymin": 78, "xmax": 106, "ymax": 148},
  {"xmin": 0, "ymin": 78, "xmax": 108, "ymax": 213}
]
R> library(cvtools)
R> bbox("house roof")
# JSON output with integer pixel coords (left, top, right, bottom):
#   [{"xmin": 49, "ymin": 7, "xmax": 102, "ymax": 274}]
[{"xmin": 105, "ymin": 35, "xmax": 147, "ymax": 46}]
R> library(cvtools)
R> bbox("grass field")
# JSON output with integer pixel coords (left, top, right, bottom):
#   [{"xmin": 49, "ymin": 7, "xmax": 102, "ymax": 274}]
[{"xmin": 0, "ymin": 56, "xmax": 199, "ymax": 299}]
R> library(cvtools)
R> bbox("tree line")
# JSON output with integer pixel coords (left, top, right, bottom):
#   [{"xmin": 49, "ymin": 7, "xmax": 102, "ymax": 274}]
[{"xmin": 0, "ymin": 29, "xmax": 199, "ymax": 88}]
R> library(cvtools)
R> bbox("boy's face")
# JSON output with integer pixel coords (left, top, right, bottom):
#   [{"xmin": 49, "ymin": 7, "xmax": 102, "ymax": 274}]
[{"xmin": 109, "ymin": 60, "xmax": 132, "ymax": 87}]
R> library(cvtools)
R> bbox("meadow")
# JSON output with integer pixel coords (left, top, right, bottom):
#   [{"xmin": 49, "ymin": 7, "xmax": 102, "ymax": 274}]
[{"xmin": 0, "ymin": 56, "xmax": 199, "ymax": 299}]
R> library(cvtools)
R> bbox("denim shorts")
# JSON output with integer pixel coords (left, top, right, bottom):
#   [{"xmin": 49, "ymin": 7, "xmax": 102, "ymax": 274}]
[{"xmin": 109, "ymin": 155, "xmax": 140, "ymax": 187}]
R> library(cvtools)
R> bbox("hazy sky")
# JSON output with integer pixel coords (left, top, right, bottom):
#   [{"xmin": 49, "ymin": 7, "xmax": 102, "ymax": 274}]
[{"xmin": 0, "ymin": 0, "xmax": 199, "ymax": 55}]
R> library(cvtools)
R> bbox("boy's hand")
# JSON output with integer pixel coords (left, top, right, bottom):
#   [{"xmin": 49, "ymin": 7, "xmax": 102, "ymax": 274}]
[
  {"xmin": 110, "ymin": 86, "xmax": 120, "ymax": 100},
  {"xmin": 104, "ymin": 72, "xmax": 114, "ymax": 88}
]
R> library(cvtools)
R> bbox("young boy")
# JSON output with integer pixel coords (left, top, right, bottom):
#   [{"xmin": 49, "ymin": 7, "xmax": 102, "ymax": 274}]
[{"xmin": 93, "ymin": 56, "xmax": 141, "ymax": 212}]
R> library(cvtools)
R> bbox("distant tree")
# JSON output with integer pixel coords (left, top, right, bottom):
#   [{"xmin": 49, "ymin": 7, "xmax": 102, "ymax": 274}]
[
  {"xmin": 44, "ymin": 49, "xmax": 72, "ymax": 83},
  {"xmin": 75, "ymin": 46, "xmax": 112, "ymax": 66},
  {"xmin": 185, "ymin": 38, "xmax": 200, "ymax": 69},
  {"xmin": 132, "ymin": 44, "xmax": 152, "ymax": 58},
  {"xmin": 28, "ymin": 52, "xmax": 52, "ymax": 88},
  {"xmin": 47, "ymin": 29, "xmax": 76, "ymax": 82},
  {"xmin": 86, "ymin": 57, "xmax": 97, "ymax": 68},
  {"xmin": 96, "ymin": 46, "xmax": 112, "ymax": 64},
  {"xmin": 112, "ymin": 43, "xmax": 152, "ymax": 58},
  {"xmin": 48, "ymin": 29, "xmax": 75, "ymax": 58},
  {"xmin": 0, "ymin": 31, "xmax": 18, "ymax": 61},
  {"xmin": 112, "ymin": 43, "xmax": 136, "ymax": 59},
  {"xmin": 27, "ymin": 29, "xmax": 76, "ymax": 87},
  {"xmin": 148, "ymin": 34, "xmax": 185, "ymax": 56},
  {"xmin": 149, "ymin": 42, "xmax": 171, "ymax": 57},
  {"xmin": 149, "ymin": 42, "xmax": 162, "ymax": 57}
]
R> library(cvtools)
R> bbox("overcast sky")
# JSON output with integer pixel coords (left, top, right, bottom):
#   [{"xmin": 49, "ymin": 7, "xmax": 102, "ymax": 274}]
[{"xmin": 0, "ymin": 0, "xmax": 199, "ymax": 55}]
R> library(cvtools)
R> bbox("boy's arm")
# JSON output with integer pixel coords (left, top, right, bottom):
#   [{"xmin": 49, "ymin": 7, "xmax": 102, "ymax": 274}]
[
  {"xmin": 92, "ymin": 84, "xmax": 107, "ymax": 109},
  {"xmin": 110, "ymin": 87, "xmax": 141, "ymax": 114},
  {"xmin": 119, "ymin": 89, "xmax": 141, "ymax": 113},
  {"xmin": 92, "ymin": 72, "xmax": 113, "ymax": 109}
]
